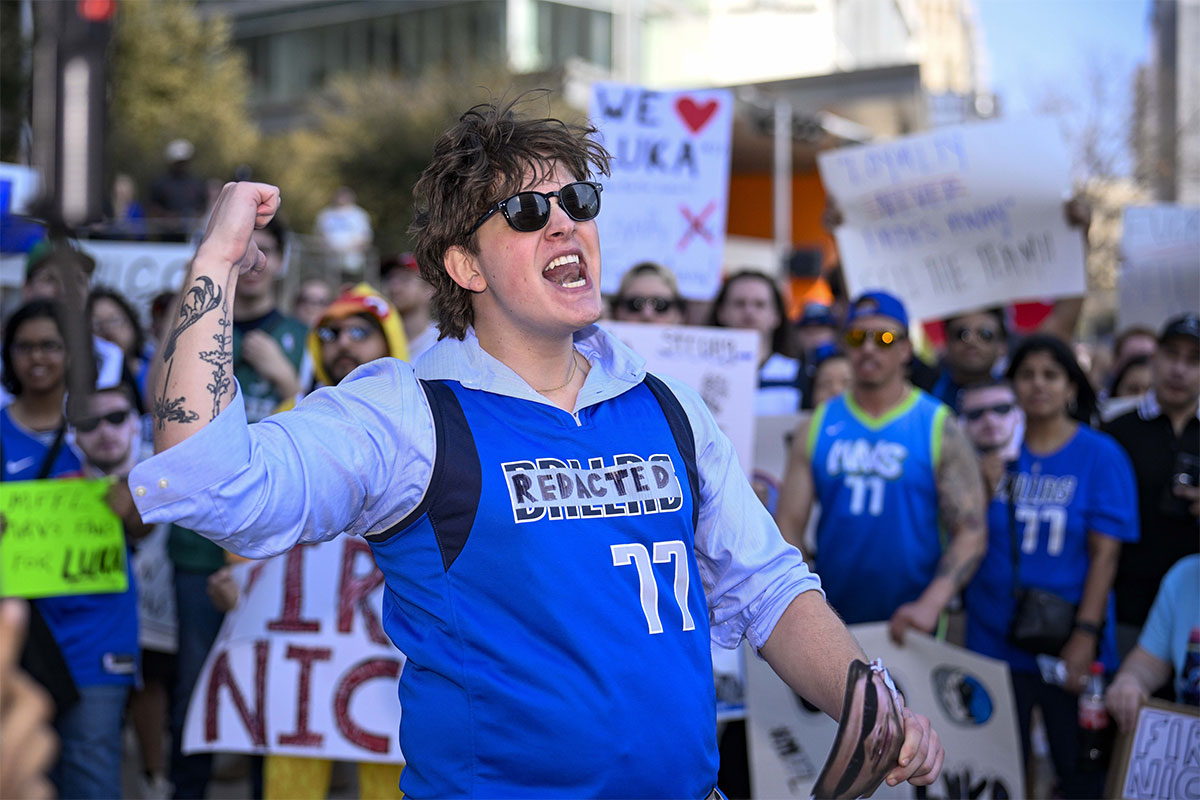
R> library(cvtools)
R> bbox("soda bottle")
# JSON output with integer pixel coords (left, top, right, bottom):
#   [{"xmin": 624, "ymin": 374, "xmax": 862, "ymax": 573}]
[{"xmin": 1077, "ymin": 661, "xmax": 1110, "ymax": 773}]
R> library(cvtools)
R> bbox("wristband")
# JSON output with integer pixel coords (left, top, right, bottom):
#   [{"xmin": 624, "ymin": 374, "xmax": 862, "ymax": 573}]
[{"xmin": 1073, "ymin": 620, "xmax": 1102, "ymax": 637}]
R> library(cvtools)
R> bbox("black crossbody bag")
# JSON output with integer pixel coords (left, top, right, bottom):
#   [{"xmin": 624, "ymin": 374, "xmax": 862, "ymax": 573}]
[{"xmin": 1004, "ymin": 467, "xmax": 1077, "ymax": 656}]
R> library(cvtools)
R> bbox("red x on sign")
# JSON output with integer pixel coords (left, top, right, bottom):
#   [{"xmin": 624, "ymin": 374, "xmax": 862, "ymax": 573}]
[{"xmin": 677, "ymin": 201, "xmax": 717, "ymax": 250}]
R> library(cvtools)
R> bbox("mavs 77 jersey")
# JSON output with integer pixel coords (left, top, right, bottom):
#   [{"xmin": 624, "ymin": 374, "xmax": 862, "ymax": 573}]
[
  {"xmin": 808, "ymin": 389, "xmax": 949, "ymax": 624},
  {"xmin": 366, "ymin": 375, "xmax": 716, "ymax": 798}
]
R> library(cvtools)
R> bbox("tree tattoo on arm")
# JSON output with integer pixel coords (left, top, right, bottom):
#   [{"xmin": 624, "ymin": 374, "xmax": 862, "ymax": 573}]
[
  {"xmin": 199, "ymin": 301, "xmax": 233, "ymax": 420},
  {"xmin": 153, "ymin": 276, "xmax": 226, "ymax": 431}
]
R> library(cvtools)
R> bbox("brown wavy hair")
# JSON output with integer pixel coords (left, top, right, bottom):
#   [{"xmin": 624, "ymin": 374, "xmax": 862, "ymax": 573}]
[{"xmin": 409, "ymin": 92, "xmax": 611, "ymax": 340}]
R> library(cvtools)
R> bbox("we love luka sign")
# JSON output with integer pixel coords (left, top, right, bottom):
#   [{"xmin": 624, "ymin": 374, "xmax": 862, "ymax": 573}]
[{"xmin": 590, "ymin": 82, "xmax": 733, "ymax": 301}]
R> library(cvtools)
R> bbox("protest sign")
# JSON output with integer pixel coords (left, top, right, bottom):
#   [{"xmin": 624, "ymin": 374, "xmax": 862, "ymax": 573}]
[
  {"xmin": 599, "ymin": 320, "xmax": 758, "ymax": 473},
  {"xmin": 1119, "ymin": 205, "xmax": 1200, "ymax": 331},
  {"xmin": 0, "ymin": 478, "xmax": 127, "ymax": 598},
  {"xmin": 1107, "ymin": 698, "xmax": 1200, "ymax": 800},
  {"xmin": 746, "ymin": 623, "xmax": 1023, "ymax": 799},
  {"xmin": 752, "ymin": 414, "xmax": 802, "ymax": 517},
  {"xmin": 818, "ymin": 117, "xmax": 1085, "ymax": 323},
  {"xmin": 82, "ymin": 240, "xmax": 194, "ymax": 319},
  {"xmin": 183, "ymin": 538, "xmax": 405, "ymax": 763},
  {"xmin": 590, "ymin": 83, "xmax": 733, "ymax": 302}
]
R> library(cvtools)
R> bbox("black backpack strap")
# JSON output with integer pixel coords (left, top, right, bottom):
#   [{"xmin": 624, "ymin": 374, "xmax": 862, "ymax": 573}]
[
  {"xmin": 367, "ymin": 380, "xmax": 481, "ymax": 573},
  {"xmin": 641, "ymin": 373, "xmax": 700, "ymax": 532}
]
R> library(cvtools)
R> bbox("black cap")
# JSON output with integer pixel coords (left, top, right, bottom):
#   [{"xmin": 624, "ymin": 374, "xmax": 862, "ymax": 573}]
[{"xmin": 1159, "ymin": 312, "xmax": 1200, "ymax": 344}]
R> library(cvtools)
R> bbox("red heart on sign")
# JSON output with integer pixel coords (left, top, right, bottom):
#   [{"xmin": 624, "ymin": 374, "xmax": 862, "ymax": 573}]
[{"xmin": 675, "ymin": 97, "xmax": 718, "ymax": 135}]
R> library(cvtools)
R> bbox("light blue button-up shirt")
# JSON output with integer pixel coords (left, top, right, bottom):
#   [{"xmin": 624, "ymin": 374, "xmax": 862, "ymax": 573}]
[{"xmin": 130, "ymin": 324, "xmax": 821, "ymax": 650}]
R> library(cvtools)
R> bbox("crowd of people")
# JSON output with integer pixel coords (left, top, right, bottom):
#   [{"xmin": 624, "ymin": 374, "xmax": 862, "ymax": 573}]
[{"xmin": 0, "ymin": 97, "xmax": 1196, "ymax": 800}]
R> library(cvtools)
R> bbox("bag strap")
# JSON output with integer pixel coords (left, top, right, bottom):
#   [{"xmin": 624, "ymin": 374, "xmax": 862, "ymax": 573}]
[
  {"xmin": 35, "ymin": 421, "xmax": 68, "ymax": 480},
  {"xmin": 1006, "ymin": 463, "xmax": 1022, "ymax": 598}
]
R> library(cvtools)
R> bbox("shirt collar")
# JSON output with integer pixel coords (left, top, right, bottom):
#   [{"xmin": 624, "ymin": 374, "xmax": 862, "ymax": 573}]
[{"xmin": 413, "ymin": 324, "xmax": 646, "ymax": 405}]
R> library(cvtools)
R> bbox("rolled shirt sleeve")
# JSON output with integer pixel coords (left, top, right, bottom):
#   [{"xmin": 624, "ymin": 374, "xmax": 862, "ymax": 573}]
[
  {"xmin": 659, "ymin": 375, "xmax": 824, "ymax": 652},
  {"xmin": 130, "ymin": 358, "xmax": 436, "ymax": 559}
]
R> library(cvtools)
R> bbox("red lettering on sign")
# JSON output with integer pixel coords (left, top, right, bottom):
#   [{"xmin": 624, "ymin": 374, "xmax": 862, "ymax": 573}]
[
  {"xmin": 267, "ymin": 546, "xmax": 320, "ymax": 632},
  {"xmin": 338, "ymin": 538, "xmax": 388, "ymax": 644},
  {"xmin": 277, "ymin": 645, "xmax": 333, "ymax": 747},
  {"xmin": 204, "ymin": 641, "xmax": 268, "ymax": 746},
  {"xmin": 334, "ymin": 658, "xmax": 401, "ymax": 754}
]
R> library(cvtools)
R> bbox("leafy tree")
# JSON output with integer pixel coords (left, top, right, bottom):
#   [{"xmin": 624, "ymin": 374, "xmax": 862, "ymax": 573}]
[
  {"xmin": 108, "ymin": 0, "xmax": 257, "ymax": 195},
  {"xmin": 258, "ymin": 66, "xmax": 578, "ymax": 255}
]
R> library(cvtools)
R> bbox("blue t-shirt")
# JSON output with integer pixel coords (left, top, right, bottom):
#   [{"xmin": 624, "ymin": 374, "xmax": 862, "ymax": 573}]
[
  {"xmin": 1, "ymin": 407, "xmax": 139, "ymax": 688},
  {"xmin": 965, "ymin": 425, "xmax": 1139, "ymax": 673},
  {"xmin": 808, "ymin": 389, "xmax": 950, "ymax": 623},
  {"xmin": 1138, "ymin": 554, "xmax": 1200, "ymax": 704}
]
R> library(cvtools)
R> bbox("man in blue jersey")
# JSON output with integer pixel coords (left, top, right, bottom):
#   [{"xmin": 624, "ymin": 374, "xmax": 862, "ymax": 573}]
[
  {"xmin": 127, "ymin": 98, "xmax": 943, "ymax": 797},
  {"xmin": 777, "ymin": 291, "xmax": 988, "ymax": 642}
]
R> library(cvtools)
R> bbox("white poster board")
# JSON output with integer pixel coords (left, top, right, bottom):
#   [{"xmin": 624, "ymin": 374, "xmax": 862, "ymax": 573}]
[
  {"xmin": 183, "ymin": 538, "xmax": 405, "ymax": 763},
  {"xmin": 1119, "ymin": 205, "xmax": 1200, "ymax": 331},
  {"xmin": 82, "ymin": 240, "xmax": 194, "ymax": 320},
  {"xmin": 599, "ymin": 320, "xmax": 758, "ymax": 474},
  {"xmin": 817, "ymin": 117, "xmax": 1084, "ymax": 323},
  {"xmin": 590, "ymin": 83, "xmax": 734, "ymax": 302},
  {"xmin": 1110, "ymin": 699, "xmax": 1200, "ymax": 800},
  {"xmin": 746, "ymin": 623, "xmax": 1024, "ymax": 799}
]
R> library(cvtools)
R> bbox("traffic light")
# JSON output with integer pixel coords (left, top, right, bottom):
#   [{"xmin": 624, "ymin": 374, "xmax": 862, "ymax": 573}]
[{"xmin": 31, "ymin": 0, "xmax": 115, "ymax": 228}]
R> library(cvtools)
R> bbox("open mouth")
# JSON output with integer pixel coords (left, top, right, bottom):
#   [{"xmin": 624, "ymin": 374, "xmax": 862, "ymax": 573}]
[{"xmin": 543, "ymin": 253, "xmax": 587, "ymax": 289}]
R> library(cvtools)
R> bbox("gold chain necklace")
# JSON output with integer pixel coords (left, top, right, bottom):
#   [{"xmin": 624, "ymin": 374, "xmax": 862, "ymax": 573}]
[{"xmin": 535, "ymin": 350, "xmax": 579, "ymax": 394}]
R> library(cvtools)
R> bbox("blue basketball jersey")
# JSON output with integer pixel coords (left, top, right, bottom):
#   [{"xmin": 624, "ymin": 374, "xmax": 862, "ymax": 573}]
[
  {"xmin": 367, "ymin": 375, "xmax": 716, "ymax": 798},
  {"xmin": 808, "ymin": 389, "xmax": 949, "ymax": 624},
  {"xmin": 964, "ymin": 426, "xmax": 1139, "ymax": 673}
]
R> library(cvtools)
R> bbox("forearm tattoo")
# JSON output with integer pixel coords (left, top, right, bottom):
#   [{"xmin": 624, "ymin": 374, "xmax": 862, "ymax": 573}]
[
  {"xmin": 199, "ymin": 300, "xmax": 233, "ymax": 420},
  {"xmin": 153, "ymin": 275, "xmax": 228, "ymax": 430},
  {"xmin": 935, "ymin": 420, "xmax": 987, "ymax": 590},
  {"xmin": 161, "ymin": 276, "xmax": 223, "ymax": 362}
]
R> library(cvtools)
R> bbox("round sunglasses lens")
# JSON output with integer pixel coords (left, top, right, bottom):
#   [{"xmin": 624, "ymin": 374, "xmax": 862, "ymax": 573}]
[
  {"xmin": 563, "ymin": 183, "xmax": 600, "ymax": 220},
  {"xmin": 505, "ymin": 193, "xmax": 551, "ymax": 232}
]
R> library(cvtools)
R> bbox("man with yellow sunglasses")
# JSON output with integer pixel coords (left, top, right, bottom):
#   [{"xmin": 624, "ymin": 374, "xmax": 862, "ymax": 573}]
[{"xmin": 777, "ymin": 291, "xmax": 987, "ymax": 646}]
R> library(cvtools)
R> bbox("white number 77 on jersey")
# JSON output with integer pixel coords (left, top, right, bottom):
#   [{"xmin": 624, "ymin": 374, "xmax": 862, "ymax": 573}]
[{"xmin": 611, "ymin": 540, "xmax": 697, "ymax": 634}]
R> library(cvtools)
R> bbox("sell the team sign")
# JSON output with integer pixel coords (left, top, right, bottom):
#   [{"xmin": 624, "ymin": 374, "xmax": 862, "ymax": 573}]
[
  {"xmin": 1118, "ymin": 205, "xmax": 1200, "ymax": 331},
  {"xmin": 183, "ymin": 538, "xmax": 405, "ymax": 763},
  {"xmin": 590, "ymin": 83, "xmax": 733, "ymax": 301},
  {"xmin": 818, "ymin": 117, "xmax": 1085, "ymax": 323}
]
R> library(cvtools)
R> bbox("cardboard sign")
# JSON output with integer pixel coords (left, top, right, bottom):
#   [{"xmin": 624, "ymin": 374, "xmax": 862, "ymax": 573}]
[
  {"xmin": 590, "ymin": 83, "xmax": 734, "ymax": 302},
  {"xmin": 1119, "ymin": 205, "xmax": 1200, "ymax": 331},
  {"xmin": 746, "ymin": 623, "xmax": 1024, "ymax": 798},
  {"xmin": 817, "ymin": 117, "xmax": 1085, "ymax": 323},
  {"xmin": 1107, "ymin": 698, "xmax": 1200, "ymax": 800},
  {"xmin": 0, "ymin": 478, "xmax": 128, "ymax": 598},
  {"xmin": 183, "ymin": 538, "xmax": 405, "ymax": 763},
  {"xmin": 599, "ymin": 321, "xmax": 758, "ymax": 473}
]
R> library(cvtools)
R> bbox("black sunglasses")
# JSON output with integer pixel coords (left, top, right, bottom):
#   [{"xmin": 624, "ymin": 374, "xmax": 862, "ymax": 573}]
[
  {"xmin": 844, "ymin": 329, "xmax": 905, "ymax": 349},
  {"xmin": 317, "ymin": 323, "xmax": 374, "ymax": 343},
  {"xmin": 467, "ymin": 181, "xmax": 603, "ymax": 235},
  {"xmin": 963, "ymin": 403, "xmax": 1015, "ymax": 422},
  {"xmin": 74, "ymin": 409, "xmax": 132, "ymax": 433},
  {"xmin": 949, "ymin": 326, "xmax": 998, "ymax": 344},
  {"xmin": 619, "ymin": 296, "xmax": 679, "ymax": 314}
]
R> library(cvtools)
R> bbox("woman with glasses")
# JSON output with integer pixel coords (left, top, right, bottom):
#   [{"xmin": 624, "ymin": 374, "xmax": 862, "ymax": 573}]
[
  {"xmin": 963, "ymin": 335, "xmax": 1138, "ymax": 798},
  {"xmin": 610, "ymin": 261, "xmax": 687, "ymax": 325},
  {"xmin": 708, "ymin": 270, "xmax": 803, "ymax": 415}
]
